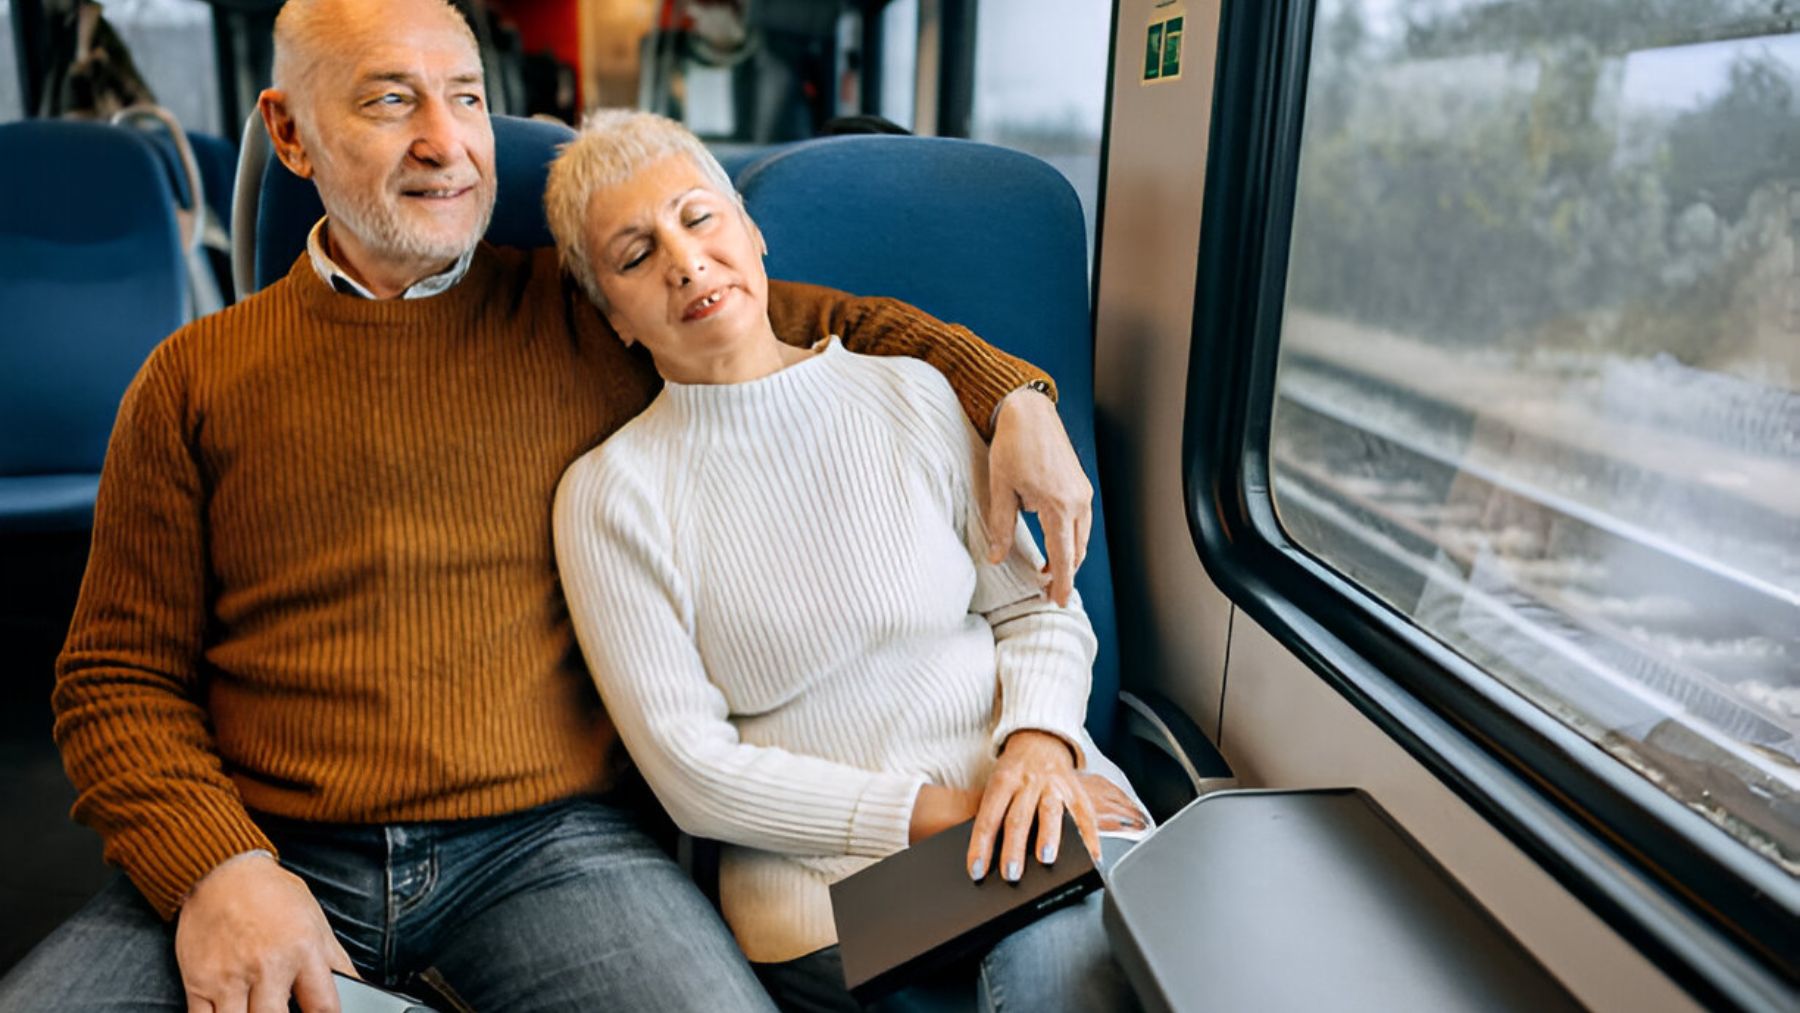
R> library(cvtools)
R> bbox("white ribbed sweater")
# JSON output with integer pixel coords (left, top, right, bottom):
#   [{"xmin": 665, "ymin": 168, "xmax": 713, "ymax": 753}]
[{"xmin": 554, "ymin": 340, "xmax": 1123, "ymax": 962}]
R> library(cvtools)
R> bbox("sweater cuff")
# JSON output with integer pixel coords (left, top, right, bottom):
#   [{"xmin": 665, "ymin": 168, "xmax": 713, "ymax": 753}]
[
  {"xmin": 108, "ymin": 797, "xmax": 277, "ymax": 920},
  {"xmin": 992, "ymin": 665, "xmax": 1090, "ymax": 769},
  {"xmin": 966, "ymin": 370, "xmax": 1057, "ymax": 443},
  {"xmin": 847, "ymin": 772, "xmax": 929, "ymax": 857},
  {"xmin": 993, "ymin": 714, "xmax": 1088, "ymax": 770}
]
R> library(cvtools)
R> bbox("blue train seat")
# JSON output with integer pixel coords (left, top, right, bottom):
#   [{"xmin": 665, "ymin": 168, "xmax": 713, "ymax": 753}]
[
  {"xmin": 0, "ymin": 121, "xmax": 186, "ymax": 533},
  {"xmin": 187, "ymin": 132, "xmax": 238, "ymax": 229},
  {"xmin": 737, "ymin": 136, "xmax": 1122, "ymax": 750},
  {"xmin": 709, "ymin": 141, "xmax": 782, "ymax": 181},
  {"xmin": 240, "ymin": 113, "xmax": 575, "ymax": 294}
]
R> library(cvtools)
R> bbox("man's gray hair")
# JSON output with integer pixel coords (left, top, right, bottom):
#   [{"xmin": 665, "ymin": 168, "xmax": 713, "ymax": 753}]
[
  {"xmin": 273, "ymin": 0, "xmax": 480, "ymax": 104},
  {"xmin": 545, "ymin": 110, "xmax": 739, "ymax": 311}
]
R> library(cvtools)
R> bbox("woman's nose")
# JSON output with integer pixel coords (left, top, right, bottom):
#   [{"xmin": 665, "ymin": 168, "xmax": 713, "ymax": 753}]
[{"xmin": 663, "ymin": 237, "xmax": 707, "ymax": 285}]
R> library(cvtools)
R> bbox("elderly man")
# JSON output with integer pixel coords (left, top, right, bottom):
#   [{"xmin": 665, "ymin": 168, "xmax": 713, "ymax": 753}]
[{"xmin": 0, "ymin": 0, "xmax": 1093, "ymax": 1011}]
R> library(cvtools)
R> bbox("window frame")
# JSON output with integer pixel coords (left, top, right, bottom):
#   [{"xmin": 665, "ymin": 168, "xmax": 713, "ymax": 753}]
[{"xmin": 1179, "ymin": 1, "xmax": 1799, "ymax": 1009}]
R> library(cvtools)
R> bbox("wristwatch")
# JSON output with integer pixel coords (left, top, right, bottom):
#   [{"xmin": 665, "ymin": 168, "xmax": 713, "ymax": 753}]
[{"xmin": 990, "ymin": 379, "xmax": 1057, "ymax": 431}]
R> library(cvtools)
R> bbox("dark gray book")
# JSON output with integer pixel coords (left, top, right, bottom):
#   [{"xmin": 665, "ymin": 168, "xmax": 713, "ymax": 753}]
[{"xmin": 829, "ymin": 814, "xmax": 1100, "ymax": 1003}]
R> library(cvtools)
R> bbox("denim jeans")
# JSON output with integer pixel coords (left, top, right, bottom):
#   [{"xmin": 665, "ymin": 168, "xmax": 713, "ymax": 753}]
[
  {"xmin": 0, "ymin": 797, "xmax": 776, "ymax": 1012},
  {"xmin": 755, "ymin": 892, "xmax": 1136, "ymax": 1013}
]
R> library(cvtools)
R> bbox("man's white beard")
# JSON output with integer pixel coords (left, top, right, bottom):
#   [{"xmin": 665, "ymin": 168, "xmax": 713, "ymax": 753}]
[{"xmin": 325, "ymin": 184, "xmax": 496, "ymax": 268}]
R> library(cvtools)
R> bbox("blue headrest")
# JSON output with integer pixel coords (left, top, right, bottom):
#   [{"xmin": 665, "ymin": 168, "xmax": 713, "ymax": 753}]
[
  {"xmin": 737, "ymin": 136, "xmax": 1121, "ymax": 747},
  {"xmin": 0, "ymin": 120, "xmax": 185, "ymax": 530},
  {"xmin": 252, "ymin": 114, "xmax": 576, "ymax": 292},
  {"xmin": 709, "ymin": 142, "xmax": 783, "ymax": 182}
]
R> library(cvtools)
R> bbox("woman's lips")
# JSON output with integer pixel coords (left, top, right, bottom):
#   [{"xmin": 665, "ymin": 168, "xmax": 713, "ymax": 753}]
[{"xmin": 682, "ymin": 286, "xmax": 731, "ymax": 322}]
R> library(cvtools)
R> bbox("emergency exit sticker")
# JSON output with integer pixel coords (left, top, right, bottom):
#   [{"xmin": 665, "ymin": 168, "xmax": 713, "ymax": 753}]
[{"xmin": 1143, "ymin": 13, "xmax": 1184, "ymax": 84}]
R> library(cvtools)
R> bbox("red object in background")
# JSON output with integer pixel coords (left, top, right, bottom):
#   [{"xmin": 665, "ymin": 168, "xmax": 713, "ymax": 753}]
[{"xmin": 489, "ymin": 0, "xmax": 581, "ymax": 103}]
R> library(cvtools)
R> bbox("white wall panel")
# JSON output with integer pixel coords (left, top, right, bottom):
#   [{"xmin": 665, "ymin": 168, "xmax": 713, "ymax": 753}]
[{"xmin": 1093, "ymin": 0, "xmax": 1233, "ymax": 737}]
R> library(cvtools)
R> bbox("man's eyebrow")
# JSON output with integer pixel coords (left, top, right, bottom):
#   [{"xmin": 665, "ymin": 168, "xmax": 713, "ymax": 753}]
[
  {"xmin": 356, "ymin": 70, "xmax": 485, "ymax": 88},
  {"xmin": 360, "ymin": 71, "xmax": 421, "ymax": 88}
]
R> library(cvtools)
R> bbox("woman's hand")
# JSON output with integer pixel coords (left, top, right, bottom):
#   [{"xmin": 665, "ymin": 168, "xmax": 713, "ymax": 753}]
[
  {"xmin": 910, "ymin": 784, "xmax": 982, "ymax": 844},
  {"xmin": 1080, "ymin": 772, "xmax": 1149, "ymax": 833},
  {"xmin": 965, "ymin": 730, "xmax": 1099, "ymax": 881}
]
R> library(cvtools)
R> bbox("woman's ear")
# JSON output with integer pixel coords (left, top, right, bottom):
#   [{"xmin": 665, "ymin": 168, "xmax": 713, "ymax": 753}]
[
  {"xmin": 598, "ymin": 297, "xmax": 635, "ymax": 347},
  {"xmin": 608, "ymin": 315, "xmax": 637, "ymax": 348}
]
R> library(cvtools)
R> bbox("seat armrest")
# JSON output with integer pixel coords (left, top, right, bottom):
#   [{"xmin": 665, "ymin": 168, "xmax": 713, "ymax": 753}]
[{"xmin": 1114, "ymin": 690, "xmax": 1235, "ymax": 822}]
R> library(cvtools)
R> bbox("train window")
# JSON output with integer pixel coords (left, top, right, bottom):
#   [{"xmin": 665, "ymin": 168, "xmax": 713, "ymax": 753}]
[
  {"xmin": 879, "ymin": 0, "xmax": 917, "ymax": 130},
  {"xmin": 643, "ymin": 0, "xmax": 857, "ymax": 143},
  {"xmin": 0, "ymin": 0, "xmax": 20, "ymax": 121},
  {"xmin": 969, "ymin": 0, "xmax": 1110, "ymax": 257},
  {"xmin": 1269, "ymin": 0, "xmax": 1799, "ymax": 876},
  {"xmin": 104, "ymin": 0, "xmax": 221, "ymax": 136}
]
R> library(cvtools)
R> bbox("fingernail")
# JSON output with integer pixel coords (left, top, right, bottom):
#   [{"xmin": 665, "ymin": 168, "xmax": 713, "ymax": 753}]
[
  {"xmin": 1005, "ymin": 861, "xmax": 1022, "ymax": 882},
  {"xmin": 970, "ymin": 858, "xmax": 986, "ymax": 881},
  {"xmin": 1040, "ymin": 844, "xmax": 1056, "ymax": 864}
]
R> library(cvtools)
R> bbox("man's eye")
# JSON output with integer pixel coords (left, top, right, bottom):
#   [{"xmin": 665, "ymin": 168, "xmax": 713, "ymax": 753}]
[{"xmin": 458, "ymin": 94, "xmax": 483, "ymax": 108}]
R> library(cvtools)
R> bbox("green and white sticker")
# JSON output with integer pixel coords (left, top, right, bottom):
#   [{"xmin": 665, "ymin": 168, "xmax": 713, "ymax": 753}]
[{"xmin": 1143, "ymin": 11, "xmax": 1184, "ymax": 84}]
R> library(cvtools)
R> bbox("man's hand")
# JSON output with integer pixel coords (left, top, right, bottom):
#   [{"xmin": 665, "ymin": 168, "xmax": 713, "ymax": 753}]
[
  {"xmin": 175, "ymin": 853, "xmax": 354, "ymax": 1013},
  {"xmin": 965, "ymin": 730, "xmax": 1098, "ymax": 882},
  {"xmin": 986, "ymin": 389, "xmax": 1092, "ymax": 607}
]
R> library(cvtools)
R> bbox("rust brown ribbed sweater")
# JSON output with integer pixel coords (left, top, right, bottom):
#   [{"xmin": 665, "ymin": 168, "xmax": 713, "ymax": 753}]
[{"xmin": 52, "ymin": 245, "xmax": 1050, "ymax": 918}]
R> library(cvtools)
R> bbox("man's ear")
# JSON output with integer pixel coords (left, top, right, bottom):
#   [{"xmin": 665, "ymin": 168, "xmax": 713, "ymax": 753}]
[{"xmin": 259, "ymin": 88, "xmax": 314, "ymax": 180}]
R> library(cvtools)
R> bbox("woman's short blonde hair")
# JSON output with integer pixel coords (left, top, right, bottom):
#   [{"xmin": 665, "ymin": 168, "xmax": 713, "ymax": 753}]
[{"xmin": 545, "ymin": 110, "xmax": 739, "ymax": 310}]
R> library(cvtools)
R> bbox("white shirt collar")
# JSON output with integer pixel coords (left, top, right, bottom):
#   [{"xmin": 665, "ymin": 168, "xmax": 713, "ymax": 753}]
[{"xmin": 305, "ymin": 218, "xmax": 475, "ymax": 300}]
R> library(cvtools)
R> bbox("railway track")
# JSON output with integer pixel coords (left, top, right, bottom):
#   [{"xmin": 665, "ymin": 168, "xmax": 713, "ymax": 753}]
[{"xmin": 1268, "ymin": 359, "xmax": 1800, "ymax": 864}]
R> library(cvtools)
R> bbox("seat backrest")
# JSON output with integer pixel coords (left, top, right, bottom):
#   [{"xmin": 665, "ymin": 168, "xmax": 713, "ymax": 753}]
[
  {"xmin": 0, "ymin": 120, "xmax": 185, "ymax": 478},
  {"xmin": 736, "ymin": 136, "xmax": 1121, "ymax": 749},
  {"xmin": 247, "ymin": 114, "xmax": 576, "ymax": 293},
  {"xmin": 186, "ymin": 131, "xmax": 239, "ymax": 229}
]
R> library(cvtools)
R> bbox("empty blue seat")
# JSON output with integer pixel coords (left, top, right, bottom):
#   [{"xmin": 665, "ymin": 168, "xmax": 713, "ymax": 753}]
[
  {"xmin": 0, "ymin": 121, "xmax": 186, "ymax": 533},
  {"xmin": 246, "ymin": 114, "xmax": 576, "ymax": 293},
  {"xmin": 737, "ymin": 136, "xmax": 1122, "ymax": 749},
  {"xmin": 708, "ymin": 141, "xmax": 783, "ymax": 181}
]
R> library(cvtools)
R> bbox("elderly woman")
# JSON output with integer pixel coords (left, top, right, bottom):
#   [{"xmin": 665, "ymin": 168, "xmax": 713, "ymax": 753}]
[{"xmin": 547, "ymin": 111, "xmax": 1146, "ymax": 1013}]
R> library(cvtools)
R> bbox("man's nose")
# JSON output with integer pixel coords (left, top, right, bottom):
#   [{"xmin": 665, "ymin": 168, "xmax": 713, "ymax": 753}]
[{"xmin": 408, "ymin": 97, "xmax": 462, "ymax": 167}]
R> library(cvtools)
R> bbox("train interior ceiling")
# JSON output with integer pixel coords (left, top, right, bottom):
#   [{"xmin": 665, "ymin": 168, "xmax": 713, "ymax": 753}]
[{"xmin": 1, "ymin": 0, "xmax": 1796, "ymax": 1010}]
